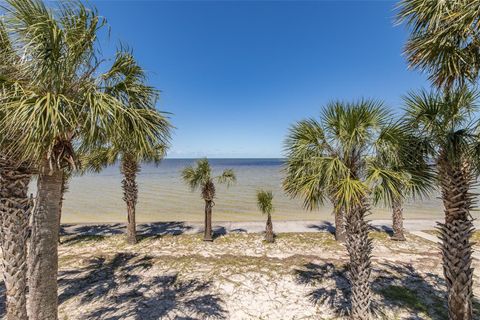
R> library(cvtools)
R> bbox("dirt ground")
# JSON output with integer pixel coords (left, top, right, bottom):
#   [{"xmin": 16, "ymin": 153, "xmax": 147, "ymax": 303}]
[{"xmin": 1, "ymin": 229, "xmax": 479, "ymax": 319}]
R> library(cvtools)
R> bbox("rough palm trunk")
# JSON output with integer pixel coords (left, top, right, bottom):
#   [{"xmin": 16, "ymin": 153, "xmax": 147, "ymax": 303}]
[
  {"xmin": 334, "ymin": 206, "xmax": 346, "ymax": 242},
  {"xmin": 391, "ymin": 199, "xmax": 406, "ymax": 241},
  {"xmin": 204, "ymin": 200, "xmax": 213, "ymax": 241},
  {"xmin": 438, "ymin": 159, "xmax": 474, "ymax": 320},
  {"xmin": 202, "ymin": 181, "xmax": 215, "ymax": 242},
  {"xmin": 121, "ymin": 157, "xmax": 139, "ymax": 245},
  {"xmin": 345, "ymin": 201, "xmax": 373, "ymax": 320},
  {"xmin": 58, "ymin": 172, "xmax": 69, "ymax": 243},
  {"xmin": 265, "ymin": 212, "xmax": 274, "ymax": 243},
  {"xmin": 0, "ymin": 158, "xmax": 31, "ymax": 320},
  {"xmin": 28, "ymin": 163, "xmax": 63, "ymax": 320}
]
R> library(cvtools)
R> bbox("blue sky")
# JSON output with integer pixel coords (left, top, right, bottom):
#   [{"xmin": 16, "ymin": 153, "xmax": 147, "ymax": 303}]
[{"xmin": 91, "ymin": 0, "xmax": 427, "ymax": 158}]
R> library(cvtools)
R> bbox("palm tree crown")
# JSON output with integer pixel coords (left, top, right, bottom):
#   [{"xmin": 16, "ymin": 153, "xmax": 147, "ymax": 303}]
[
  {"xmin": 257, "ymin": 190, "xmax": 274, "ymax": 215},
  {"xmin": 182, "ymin": 158, "xmax": 236, "ymax": 199},
  {"xmin": 284, "ymin": 99, "xmax": 418, "ymax": 211},
  {"xmin": 397, "ymin": 0, "xmax": 480, "ymax": 88}
]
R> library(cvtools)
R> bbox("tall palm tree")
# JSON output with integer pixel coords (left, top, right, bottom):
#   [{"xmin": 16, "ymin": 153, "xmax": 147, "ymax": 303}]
[
  {"xmin": 284, "ymin": 100, "xmax": 416, "ymax": 319},
  {"xmin": 397, "ymin": 0, "xmax": 480, "ymax": 89},
  {"xmin": 257, "ymin": 190, "xmax": 274, "ymax": 243},
  {"xmin": 0, "ymin": 1, "xmax": 170, "ymax": 318},
  {"xmin": 85, "ymin": 50, "xmax": 171, "ymax": 245},
  {"xmin": 0, "ymin": 19, "xmax": 33, "ymax": 320},
  {"xmin": 403, "ymin": 87, "xmax": 479, "ymax": 320},
  {"xmin": 182, "ymin": 159, "xmax": 236, "ymax": 241},
  {"xmin": 0, "ymin": 156, "xmax": 32, "ymax": 320}
]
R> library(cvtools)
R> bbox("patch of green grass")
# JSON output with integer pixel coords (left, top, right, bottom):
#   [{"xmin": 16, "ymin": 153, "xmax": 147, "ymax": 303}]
[
  {"xmin": 379, "ymin": 285, "xmax": 428, "ymax": 313},
  {"xmin": 369, "ymin": 232, "xmax": 389, "ymax": 240},
  {"xmin": 379, "ymin": 285, "xmax": 449, "ymax": 320}
]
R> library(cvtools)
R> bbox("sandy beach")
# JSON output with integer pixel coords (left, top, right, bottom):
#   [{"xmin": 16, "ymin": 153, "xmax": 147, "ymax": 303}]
[{"xmin": 2, "ymin": 221, "xmax": 479, "ymax": 319}]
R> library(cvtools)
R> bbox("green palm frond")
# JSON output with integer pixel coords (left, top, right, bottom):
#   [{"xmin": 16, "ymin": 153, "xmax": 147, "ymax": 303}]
[
  {"xmin": 181, "ymin": 158, "xmax": 212, "ymax": 191},
  {"xmin": 403, "ymin": 87, "xmax": 480, "ymax": 166},
  {"xmin": 0, "ymin": 0, "xmax": 171, "ymax": 170},
  {"xmin": 284, "ymin": 99, "xmax": 407, "ymax": 211},
  {"xmin": 366, "ymin": 161, "xmax": 407, "ymax": 206},
  {"xmin": 257, "ymin": 190, "xmax": 274, "ymax": 215},
  {"xmin": 396, "ymin": 0, "xmax": 480, "ymax": 88},
  {"xmin": 334, "ymin": 177, "xmax": 369, "ymax": 210},
  {"xmin": 217, "ymin": 169, "xmax": 236, "ymax": 187}
]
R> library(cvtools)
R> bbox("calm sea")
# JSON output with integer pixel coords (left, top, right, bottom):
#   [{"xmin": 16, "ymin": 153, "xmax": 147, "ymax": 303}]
[{"xmin": 33, "ymin": 158, "xmax": 467, "ymax": 223}]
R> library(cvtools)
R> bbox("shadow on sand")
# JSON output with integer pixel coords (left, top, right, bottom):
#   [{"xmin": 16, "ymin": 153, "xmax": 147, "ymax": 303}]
[
  {"xmin": 307, "ymin": 221, "xmax": 336, "ymax": 235},
  {"xmin": 58, "ymin": 252, "xmax": 227, "ymax": 319},
  {"xmin": 0, "ymin": 280, "xmax": 5, "ymax": 318},
  {"xmin": 294, "ymin": 261, "xmax": 479, "ymax": 319}
]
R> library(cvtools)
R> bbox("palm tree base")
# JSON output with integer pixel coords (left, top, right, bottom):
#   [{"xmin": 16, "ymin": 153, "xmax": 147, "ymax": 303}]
[{"xmin": 391, "ymin": 233, "xmax": 406, "ymax": 241}]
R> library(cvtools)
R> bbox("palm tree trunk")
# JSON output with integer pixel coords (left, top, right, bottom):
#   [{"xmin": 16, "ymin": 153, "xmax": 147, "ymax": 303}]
[
  {"xmin": 121, "ymin": 157, "xmax": 139, "ymax": 245},
  {"xmin": 265, "ymin": 212, "xmax": 274, "ymax": 243},
  {"xmin": 334, "ymin": 206, "xmax": 346, "ymax": 242},
  {"xmin": 391, "ymin": 199, "xmax": 406, "ymax": 241},
  {"xmin": 28, "ymin": 163, "xmax": 63, "ymax": 320},
  {"xmin": 345, "ymin": 201, "xmax": 373, "ymax": 320},
  {"xmin": 0, "ymin": 158, "xmax": 31, "ymax": 320},
  {"xmin": 438, "ymin": 159, "xmax": 474, "ymax": 320},
  {"xmin": 58, "ymin": 172, "xmax": 69, "ymax": 244},
  {"xmin": 204, "ymin": 200, "xmax": 213, "ymax": 241}
]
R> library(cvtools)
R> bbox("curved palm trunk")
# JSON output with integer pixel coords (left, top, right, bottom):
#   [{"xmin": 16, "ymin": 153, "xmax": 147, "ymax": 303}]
[
  {"xmin": 0, "ymin": 158, "xmax": 31, "ymax": 320},
  {"xmin": 28, "ymin": 163, "xmax": 63, "ymax": 320},
  {"xmin": 204, "ymin": 200, "xmax": 213, "ymax": 241},
  {"xmin": 265, "ymin": 212, "xmax": 274, "ymax": 243},
  {"xmin": 345, "ymin": 201, "xmax": 373, "ymax": 320},
  {"xmin": 391, "ymin": 199, "xmax": 406, "ymax": 241},
  {"xmin": 121, "ymin": 157, "xmax": 139, "ymax": 245},
  {"xmin": 438, "ymin": 159, "xmax": 474, "ymax": 320}
]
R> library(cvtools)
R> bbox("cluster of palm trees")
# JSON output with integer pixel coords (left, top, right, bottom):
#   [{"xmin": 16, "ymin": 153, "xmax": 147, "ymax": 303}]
[
  {"xmin": 0, "ymin": 0, "xmax": 479, "ymax": 320},
  {"xmin": 283, "ymin": 1, "xmax": 480, "ymax": 319},
  {"xmin": 0, "ymin": 1, "xmax": 171, "ymax": 319}
]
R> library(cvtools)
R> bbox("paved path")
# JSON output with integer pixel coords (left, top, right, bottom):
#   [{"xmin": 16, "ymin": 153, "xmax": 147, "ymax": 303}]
[{"xmin": 411, "ymin": 230, "xmax": 480, "ymax": 261}]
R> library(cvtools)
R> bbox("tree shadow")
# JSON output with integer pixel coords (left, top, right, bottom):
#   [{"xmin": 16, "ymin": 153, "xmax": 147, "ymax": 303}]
[
  {"xmin": 61, "ymin": 234, "xmax": 107, "ymax": 246},
  {"xmin": 138, "ymin": 222, "xmax": 194, "ymax": 241},
  {"xmin": 370, "ymin": 225, "xmax": 394, "ymax": 237},
  {"xmin": 212, "ymin": 226, "xmax": 227, "ymax": 240},
  {"xmin": 307, "ymin": 221, "xmax": 336, "ymax": 235},
  {"xmin": 294, "ymin": 262, "xmax": 350, "ymax": 317},
  {"xmin": 0, "ymin": 279, "xmax": 5, "ymax": 318},
  {"xmin": 293, "ymin": 261, "xmax": 474, "ymax": 319},
  {"xmin": 61, "ymin": 223, "xmax": 125, "ymax": 236},
  {"xmin": 58, "ymin": 253, "xmax": 227, "ymax": 319}
]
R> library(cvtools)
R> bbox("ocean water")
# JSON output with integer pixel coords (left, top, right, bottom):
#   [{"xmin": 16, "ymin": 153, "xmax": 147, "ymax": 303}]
[{"xmin": 36, "ymin": 158, "xmax": 471, "ymax": 223}]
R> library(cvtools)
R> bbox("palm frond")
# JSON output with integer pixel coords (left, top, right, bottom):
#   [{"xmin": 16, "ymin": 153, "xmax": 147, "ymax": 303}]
[
  {"xmin": 217, "ymin": 169, "xmax": 236, "ymax": 187},
  {"xmin": 257, "ymin": 190, "xmax": 274, "ymax": 215}
]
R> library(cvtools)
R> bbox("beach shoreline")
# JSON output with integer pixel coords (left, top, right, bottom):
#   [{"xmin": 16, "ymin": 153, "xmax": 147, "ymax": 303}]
[{"xmin": 60, "ymin": 219, "xmax": 480, "ymax": 236}]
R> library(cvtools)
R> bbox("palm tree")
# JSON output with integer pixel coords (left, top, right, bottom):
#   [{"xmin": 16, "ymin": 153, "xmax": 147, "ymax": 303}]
[
  {"xmin": 0, "ymin": 1, "xmax": 170, "ymax": 318},
  {"xmin": 0, "ymin": 19, "xmax": 33, "ymax": 320},
  {"xmin": 257, "ymin": 190, "xmax": 274, "ymax": 243},
  {"xmin": 397, "ymin": 0, "xmax": 480, "ymax": 89},
  {"xmin": 84, "ymin": 51, "xmax": 171, "ymax": 244},
  {"xmin": 403, "ymin": 87, "xmax": 479, "ymax": 320},
  {"xmin": 376, "ymin": 127, "xmax": 434, "ymax": 241},
  {"xmin": 284, "ymin": 100, "xmax": 415, "ymax": 319},
  {"xmin": 0, "ymin": 156, "xmax": 32, "ymax": 320},
  {"xmin": 182, "ymin": 159, "xmax": 236, "ymax": 241}
]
